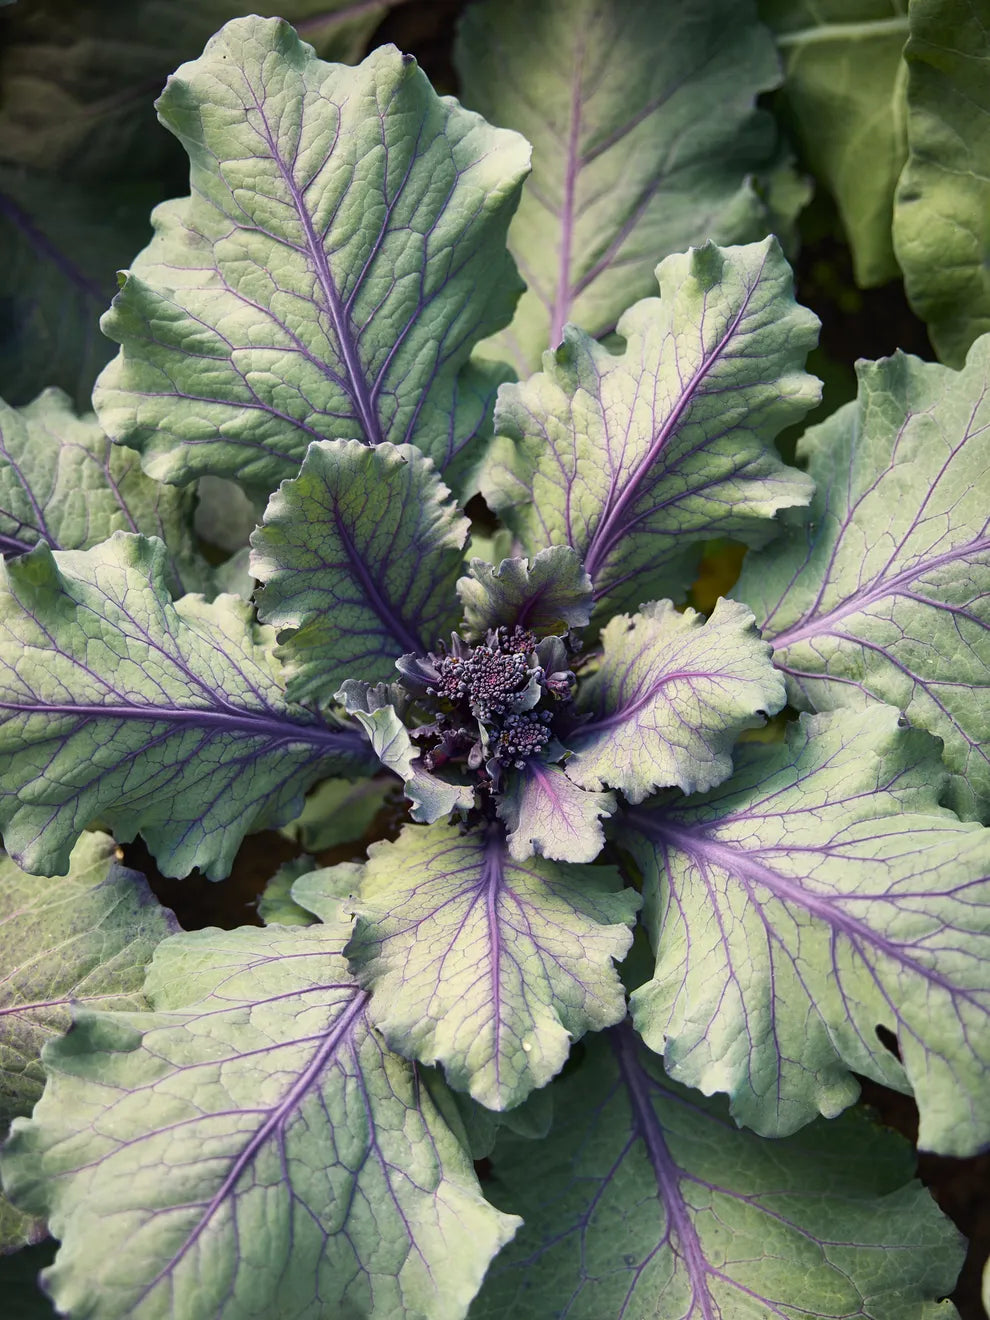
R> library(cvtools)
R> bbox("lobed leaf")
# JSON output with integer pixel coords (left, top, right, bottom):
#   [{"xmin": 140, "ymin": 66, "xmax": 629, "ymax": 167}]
[
  {"xmin": 893, "ymin": 0, "xmax": 990, "ymax": 365},
  {"xmin": 566, "ymin": 598, "xmax": 785, "ymax": 802},
  {"xmin": 93, "ymin": 17, "xmax": 530, "ymax": 494},
  {"xmin": 0, "ymin": 535, "xmax": 373, "ymax": 879},
  {"xmin": 457, "ymin": 547, "xmax": 593, "ymax": 640},
  {"xmin": 736, "ymin": 344, "xmax": 990, "ymax": 813},
  {"xmin": 456, "ymin": 0, "xmax": 794, "ymax": 373},
  {"xmin": 1, "ymin": 919, "xmax": 518, "ymax": 1319},
  {"xmin": 252, "ymin": 441, "xmax": 468, "ymax": 698},
  {"xmin": 345, "ymin": 821, "xmax": 639, "ymax": 1110},
  {"xmin": 498, "ymin": 765, "xmax": 615, "ymax": 865},
  {"xmin": 472, "ymin": 1023, "xmax": 965, "ymax": 1319},
  {"xmin": 627, "ymin": 706, "xmax": 990, "ymax": 1155},
  {"xmin": 483, "ymin": 239, "xmax": 819, "ymax": 617}
]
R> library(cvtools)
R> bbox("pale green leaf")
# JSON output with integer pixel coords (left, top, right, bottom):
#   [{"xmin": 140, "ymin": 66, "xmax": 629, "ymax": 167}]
[
  {"xmin": 1, "ymin": 920, "xmax": 519, "ymax": 1319},
  {"xmin": 0, "ymin": 535, "xmax": 373, "ymax": 879},
  {"xmin": 256, "ymin": 856, "xmax": 318, "ymax": 926},
  {"xmin": 497, "ymin": 765, "xmax": 615, "ymax": 864},
  {"xmin": 482, "ymin": 239, "xmax": 819, "ymax": 617},
  {"xmin": 346, "ymin": 821, "xmax": 639, "ymax": 1110},
  {"xmin": 893, "ymin": 0, "xmax": 990, "ymax": 365},
  {"xmin": 456, "ymin": 0, "xmax": 794, "ymax": 373},
  {"xmin": 628, "ymin": 707, "xmax": 990, "ymax": 1156},
  {"xmin": 567, "ymin": 598, "xmax": 785, "ymax": 801},
  {"xmin": 93, "ymin": 18, "xmax": 530, "ymax": 493},
  {"xmin": 457, "ymin": 548, "xmax": 593, "ymax": 639},
  {"xmin": 472, "ymin": 1023, "xmax": 965, "ymax": 1319},
  {"xmin": 736, "ymin": 344, "xmax": 990, "ymax": 812},
  {"xmin": 252, "ymin": 441, "xmax": 468, "ymax": 698}
]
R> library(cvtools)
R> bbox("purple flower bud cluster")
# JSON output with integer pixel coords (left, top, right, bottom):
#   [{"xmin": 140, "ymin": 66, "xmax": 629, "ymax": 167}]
[{"xmin": 491, "ymin": 710, "xmax": 554, "ymax": 769}]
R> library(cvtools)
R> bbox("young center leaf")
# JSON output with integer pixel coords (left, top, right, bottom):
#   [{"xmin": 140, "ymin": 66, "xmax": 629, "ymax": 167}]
[
  {"xmin": 565, "ymin": 598, "xmax": 786, "ymax": 801},
  {"xmin": 456, "ymin": 0, "xmax": 792, "ymax": 373},
  {"xmin": 627, "ymin": 706, "xmax": 990, "ymax": 1156},
  {"xmin": 472, "ymin": 1023, "xmax": 965, "ymax": 1319},
  {"xmin": 498, "ymin": 765, "xmax": 616, "ymax": 865},
  {"xmin": 93, "ymin": 17, "xmax": 531, "ymax": 494},
  {"xmin": 252, "ymin": 440, "xmax": 468, "ymax": 698},
  {"xmin": 1, "ymin": 919, "xmax": 519, "ymax": 1320},
  {"xmin": 483, "ymin": 239, "xmax": 819, "ymax": 617},
  {"xmin": 736, "ymin": 343, "xmax": 990, "ymax": 814},
  {"xmin": 457, "ymin": 547, "xmax": 593, "ymax": 640},
  {"xmin": 0, "ymin": 535, "xmax": 373, "ymax": 880},
  {"xmin": 345, "ymin": 821, "xmax": 640, "ymax": 1110},
  {"xmin": 0, "ymin": 389, "xmax": 206, "ymax": 595}
]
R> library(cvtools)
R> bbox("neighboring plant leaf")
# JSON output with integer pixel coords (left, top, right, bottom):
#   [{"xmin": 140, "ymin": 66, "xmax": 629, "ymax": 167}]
[
  {"xmin": 498, "ymin": 765, "xmax": 615, "ymax": 864},
  {"xmin": 279, "ymin": 776, "xmax": 392, "ymax": 852},
  {"xmin": 0, "ymin": 535, "xmax": 373, "ymax": 879},
  {"xmin": 762, "ymin": 0, "xmax": 909, "ymax": 286},
  {"xmin": 0, "ymin": 170, "xmax": 156, "ymax": 409},
  {"xmin": 893, "ymin": 0, "xmax": 990, "ymax": 365},
  {"xmin": 0, "ymin": 1194, "xmax": 47, "ymax": 1257},
  {"xmin": 256, "ymin": 856, "xmax": 318, "ymax": 926},
  {"xmin": 483, "ymin": 239, "xmax": 819, "ymax": 616},
  {"xmin": 472, "ymin": 1022, "xmax": 965, "ymax": 1318},
  {"xmin": 289, "ymin": 860, "xmax": 365, "ymax": 927},
  {"xmin": 1, "ymin": 920, "xmax": 519, "ymax": 1319},
  {"xmin": 346, "ymin": 821, "xmax": 639, "ymax": 1109},
  {"xmin": 0, "ymin": 389, "xmax": 205, "ymax": 595},
  {"xmin": 252, "ymin": 441, "xmax": 468, "ymax": 697},
  {"xmin": 0, "ymin": 831, "xmax": 176, "ymax": 1125},
  {"xmin": 93, "ymin": 18, "xmax": 530, "ymax": 494},
  {"xmin": 627, "ymin": 706, "xmax": 990, "ymax": 1156},
  {"xmin": 456, "ymin": 0, "xmax": 793, "ymax": 373},
  {"xmin": 736, "ymin": 345, "xmax": 990, "ymax": 813},
  {"xmin": 566, "ymin": 599, "xmax": 785, "ymax": 801},
  {"xmin": 457, "ymin": 548, "xmax": 593, "ymax": 639}
]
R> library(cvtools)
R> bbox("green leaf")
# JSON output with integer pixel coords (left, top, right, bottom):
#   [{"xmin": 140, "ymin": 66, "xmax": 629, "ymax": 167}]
[
  {"xmin": 93, "ymin": 18, "xmax": 530, "ymax": 494},
  {"xmin": 472, "ymin": 1023, "xmax": 965, "ymax": 1319},
  {"xmin": 627, "ymin": 706, "xmax": 990, "ymax": 1156},
  {"xmin": 345, "ymin": 821, "xmax": 639, "ymax": 1110},
  {"xmin": 893, "ymin": 0, "xmax": 990, "ymax": 365},
  {"xmin": 0, "ymin": 535, "xmax": 373, "ymax": 879},
  {"xmin": 0, "ymin": 1195, "xmax": 47, "ymax": 1257},
  {"xmin": 1, "ymin": 918, "xmax": 519, "ymax": 1319},
  {"xmin": 497, "ymin": 765, "xmax": 615, "ymax": 864},
  {"xmin": 763, "ymin": 0, "xmax": 909, "ymax": 286},
  {"xmin": 566, "ymin": 598, "xmax": 785, "ymax": 801},
  {"xmin": 482, "ymin": 239, "xmax": 819, "ymax": 617},
  {"xmin": 455, "ymin": 0, "xmax": 795, "ymax": 373},
  {"xmin": 736, "ymin": 345, "xmax": 990, "ymax": 813},
  {"xmin": 256, "ymin": 856, "xmax": 318, "ymax": 926},
  {"xmin": 457, "ymin": 548, "xmax": 593, "ymax": 639},
  {"xmin": 0, "ymin": 390, "xmax": 205, "ymax": 596},
  {"xmin": 0, "ymin": 831, "xmax": 176, "ymax": 1125},
  {"xmin": 252, "ymin": 441, "xmax": 468, "ymax": 698},
  {"xmin": 278, "ymin": 776, "xmax": 392, "ymax": 852}
]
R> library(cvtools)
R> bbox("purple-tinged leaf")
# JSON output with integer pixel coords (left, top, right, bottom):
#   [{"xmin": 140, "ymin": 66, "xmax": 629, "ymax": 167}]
[
  {"xmin": 736, "ymin": 344, "xmax": 990, "ymax": 814},
  {"xmin": 498, "ymin": 764, "xmax": 615, "ymax": 864},
  {"xmin": 627, "ymin": 706, "xmax": 990, "ymax": 1156},
  {"xmin": 345, "ymin": 821, "xmax": 639, "ymax": 1110},
  {"xmin": 0, "ymin": 535, "xmax": 373, "ymax": 880},
  {"xmin": 482, "ymin": 239, "xmax": 819, "ymax": 616},
  {"xmin": 1, "ymin": 918, "xmax": 519, "ymax": 1318},
  {"xmin": 566, "ymin": 599, "xmax": 785, "ymax": 802},
  {"xmin": 93, "ymin": 18, "xmax": 530, "ymax": 495},
  {"xmin": 457, "ymin": 548, "xmax": 593, "ymax": 639},
  {"xmin": 471, "ymin": 1023, "xmax": 965, "ymax": 1319},
  {"xmin": 252, "ymin": 441, "xmax": 468, "ymax": 699}
]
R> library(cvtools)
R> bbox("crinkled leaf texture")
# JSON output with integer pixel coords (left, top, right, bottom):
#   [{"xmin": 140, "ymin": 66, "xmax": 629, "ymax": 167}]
[
  {"xmin": 566, "ymin": 598, "xmax": 785, "ymax": 802},
  {"xmin": 0, "ymin": 535, "xmax": 372, "ymax": 879},
  {"xmin": 93, "ymin": 17, "xmax": 531, "ymax": 495},
  {"xmin": 893, "ymin": 0, "xmax": 990, "ymax": 365},
  {"xmin": 737, "ymin": 343, "xmax": 990, "ymax": 814},
  {"xmin": 457, "ymin": 547, "xmax": 593, "ymax": 639},
  {"xmin": 483, "ymin": 239, "xmax": 818, "ymax": 616},
  {"xmin": 456, "ymin": 0, "xmax": 793, "ymax": 373},
  {"xmin": 471, "ymin": 1022, "xmax": 965, "ymax": 1319},
  {"xmin": 628, "ymin": 706, "xmax": 990, "ymax": 1156},
  {"xmin": 0, "ymin": 389, "xmax": 204, "ymax": 595},
  {"xmin": 1, "ymin": 916, "xmax": 519, "ymax": 1319},
  {"xmin": 345, "ymin": 821, "xmax": 640, "ymax": 1110},
  {"xmin": 252, "ymin": 440, "xmax": 468, "ymax": 698},
  {"xmin": 498, "ymin": 765, "xmax": 615, "ymax": 865},
  {"xmin": 0, "ymin": 832, "xmax": 176, "ymax": 1126}
]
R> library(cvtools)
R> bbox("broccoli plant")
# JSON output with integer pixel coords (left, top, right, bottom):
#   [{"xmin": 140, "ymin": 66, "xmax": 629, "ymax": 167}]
[{"xmin": 0, "ymin": 5, "xmax": 987, "ymax": 1318}]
